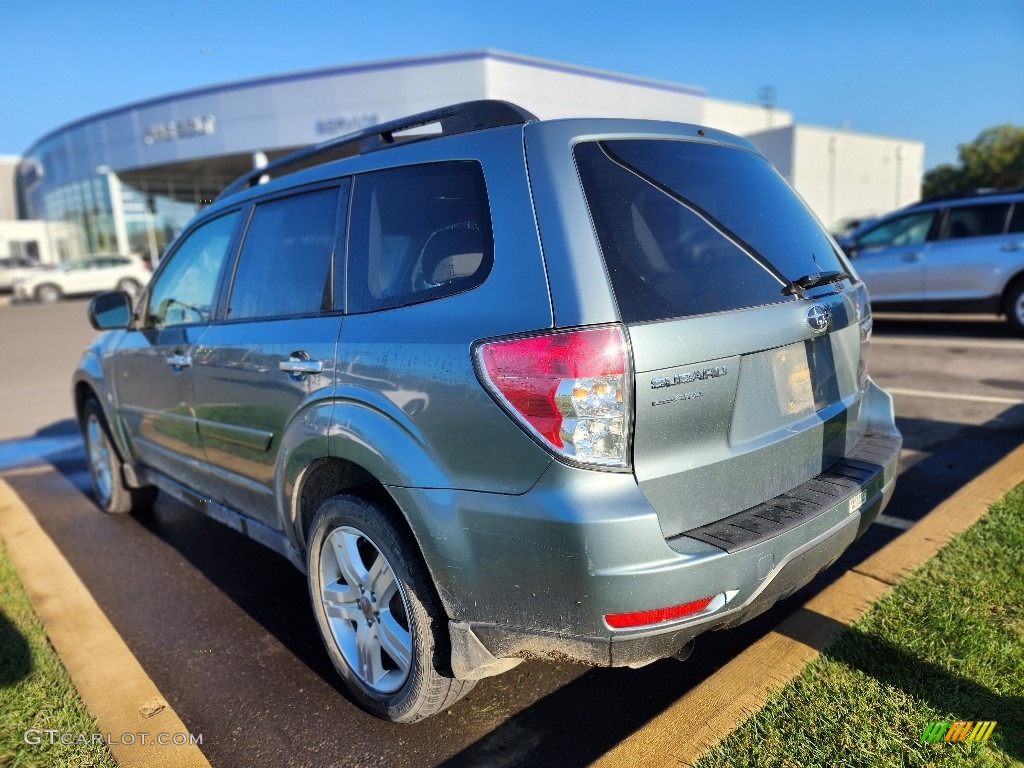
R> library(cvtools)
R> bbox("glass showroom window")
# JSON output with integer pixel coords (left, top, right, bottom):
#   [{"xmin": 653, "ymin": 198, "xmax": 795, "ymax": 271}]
[{"xmin": 40, "ymin": 177, "xmax": 118, "ymax": 259}]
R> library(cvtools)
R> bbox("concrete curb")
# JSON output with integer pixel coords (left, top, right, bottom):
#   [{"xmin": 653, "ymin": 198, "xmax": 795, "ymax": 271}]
[
  {"xmin": 591, "ymin": 441, "xmax": 1024, "ymax": 767},
  {"xmin": 0, "ymin": 479, "xmax": 212, "ymax": 768}
]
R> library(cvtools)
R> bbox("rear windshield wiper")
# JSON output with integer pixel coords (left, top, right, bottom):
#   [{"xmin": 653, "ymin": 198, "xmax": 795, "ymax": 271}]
[{"xmin": 782, "ymin": 270, "xmax": 851, "ymax": 296}]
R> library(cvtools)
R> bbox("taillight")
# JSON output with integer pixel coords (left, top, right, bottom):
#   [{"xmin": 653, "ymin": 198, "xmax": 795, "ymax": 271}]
[{"xmin": 475, "ymin": 325, "xmax": 632, "ymax": 468}]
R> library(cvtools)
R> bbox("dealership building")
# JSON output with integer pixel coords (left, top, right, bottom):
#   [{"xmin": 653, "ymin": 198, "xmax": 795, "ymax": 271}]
[{"xmin": 3, "ymin": 49, "xmax": 924, "ymax": 264}]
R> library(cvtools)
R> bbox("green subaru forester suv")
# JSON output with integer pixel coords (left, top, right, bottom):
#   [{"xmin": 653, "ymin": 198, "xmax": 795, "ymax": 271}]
[{"xmin": 73, "ymin": 101, "xmax": 901, "ymax": 722}]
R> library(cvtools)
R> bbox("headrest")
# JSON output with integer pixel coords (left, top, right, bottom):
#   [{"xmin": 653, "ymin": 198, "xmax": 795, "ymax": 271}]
[{"xmin": 421, "ymin": 225, "xmax": 484, "ymax": 285}]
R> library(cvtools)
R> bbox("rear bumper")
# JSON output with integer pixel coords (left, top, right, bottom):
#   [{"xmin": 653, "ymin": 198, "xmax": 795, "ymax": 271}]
[
  {"xmin": 391, "ymin": 380, "xmax": 901, "ymax": 678},
  {"xmin": 451, "ymin": 427, "xmax": 898, "ymax": 675}
]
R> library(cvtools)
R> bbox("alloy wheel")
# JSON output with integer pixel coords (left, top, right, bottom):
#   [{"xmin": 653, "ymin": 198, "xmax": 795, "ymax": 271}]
[
  {"xmin": 86, "ymin": 414, "xmax": 113, "ymax": 505},
  {"xmin": 318, "ymin": 525, "xmax": 413, "ymax": 693}
]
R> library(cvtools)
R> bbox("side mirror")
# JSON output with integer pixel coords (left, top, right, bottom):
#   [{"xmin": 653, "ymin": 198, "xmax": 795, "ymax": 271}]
[
  {"xmin": 87, "ymin": 290, "xmax": 133, "ymax": 330},
  {"xmin": 843, "ymin": 243, "xmax": 860, "ymax": 259}
]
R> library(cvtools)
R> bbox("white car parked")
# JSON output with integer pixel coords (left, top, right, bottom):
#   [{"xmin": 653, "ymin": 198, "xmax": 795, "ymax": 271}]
[
  {"xmin": 14, "ymin": 254, "xmax": 151, "ymax": 304},
  {"xmin": 0, "ymin": 255, "xmax": 47, "ymax": 291}
]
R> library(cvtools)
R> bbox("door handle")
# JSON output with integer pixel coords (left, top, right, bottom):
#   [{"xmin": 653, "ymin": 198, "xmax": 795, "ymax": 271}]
[
  {"xmin": 279, "ymin": 355, "xmax": 323, "ymax": 376},
  {"xmin": 901, "ymin": 252, "xmax": 924, "ymax": 262},
  {"xmin": 1002, "ymin": 241, "xmax": 1023, "ymax": 252},
  {"xmin": 165, "ymin": 354, "xmax": 192, "ymax": 369}
]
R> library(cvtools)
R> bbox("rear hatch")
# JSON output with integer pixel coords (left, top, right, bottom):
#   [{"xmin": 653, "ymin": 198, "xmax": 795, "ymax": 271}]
[{"xmin": 574, "ymin": 138, "xmax": 870, "ymax": 539}]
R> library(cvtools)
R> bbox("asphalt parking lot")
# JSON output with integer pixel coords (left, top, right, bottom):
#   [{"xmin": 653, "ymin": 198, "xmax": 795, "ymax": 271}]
[{"xmin": 1, "ymin": 299, "xmax": 1022, "ymax": 767}]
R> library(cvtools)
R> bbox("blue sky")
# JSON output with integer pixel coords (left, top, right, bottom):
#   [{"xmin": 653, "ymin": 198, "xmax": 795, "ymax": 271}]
[{"xmin": 3, "ymin": 0, "xmax": 1022, "ymax": 170}]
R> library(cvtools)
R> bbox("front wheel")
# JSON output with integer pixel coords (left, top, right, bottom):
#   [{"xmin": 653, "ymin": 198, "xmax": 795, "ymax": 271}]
[
  {"xmin": 81, "ymin": 399, "xmax": 157, "ymax": 514},
  {"xmin": 1006, "ymin": 281, "xmax": 1024, "ymax": 336},
  {"xmin": 306, "ymin": 494, "xmax": 474, "ymax": 722}
]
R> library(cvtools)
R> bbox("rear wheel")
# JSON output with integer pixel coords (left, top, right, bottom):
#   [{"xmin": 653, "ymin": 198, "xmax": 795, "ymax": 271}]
[
  {"xmin": 306, "ymin": 494, "xmax": 474, "ymax": 722},
  {"xmin": 81, "ymin": 399, "xmax": 156, "ymax": 514},
  {"xmin": 35, "ymin": 283, "xmax": 61, "ymax": 304},
  {"xmin": 1006, "ymin": 280, "xmax": 1024, "ymax": 336}
]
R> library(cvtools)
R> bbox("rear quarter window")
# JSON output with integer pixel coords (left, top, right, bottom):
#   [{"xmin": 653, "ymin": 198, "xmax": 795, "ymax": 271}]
[
  {"xmin": 940, "ymin": 203, "xmax": 1011, "ymax": 240},
  {"xmin": 345, "ymin": 161, "xmax": 493, "ymax": 313}
]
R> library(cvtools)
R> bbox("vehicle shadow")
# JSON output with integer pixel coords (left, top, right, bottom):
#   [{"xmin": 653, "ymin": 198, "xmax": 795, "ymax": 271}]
[
  {"xmin": 872, "ymin": 314, "xmax": 1019, "ymax": 339},
  {"xmin": 0, "ymin": 609, "xmax": 32, "ymax": 688}
]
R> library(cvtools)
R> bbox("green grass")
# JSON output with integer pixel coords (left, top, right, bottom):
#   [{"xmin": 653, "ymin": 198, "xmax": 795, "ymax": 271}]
[
  {"xmin": 0, "ymin": 542, "xmax": 117, "ymax": 768},
  {"xmin": 695, "ymin": 483, "xmax": 1024, "ymax": 768}
]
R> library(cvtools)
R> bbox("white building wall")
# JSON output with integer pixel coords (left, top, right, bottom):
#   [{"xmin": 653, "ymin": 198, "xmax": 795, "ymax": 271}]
[
  {"xmin": 0, "ymin": 156, "xmax": 18, "ymax": 220},
  {"xmin": 264, "ymin": 58, "xmax": 490, "ymax": 144},
  {"xmin": 745, "ymin": 126, "xmax": 795, "ymax": 179},
  {"xmin": 483, "ymin": 56, "xmax": 703, "ymax": 123},
  {"xmin": 747, "ymin": 125, "xmax": 924, "ymax": 230},
  {"xmin": 703, "ymin": 98, "xmax": 793, "ymax": 135},
  {"xmin": 0, "ymin": 220, "xmax": 55, "ymax": 263}
]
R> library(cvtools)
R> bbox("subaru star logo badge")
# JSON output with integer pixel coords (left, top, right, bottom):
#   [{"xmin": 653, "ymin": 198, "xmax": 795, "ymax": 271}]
[{"xmin": 805, "ymin": 304, "xmax": 831, "ymax": 334}]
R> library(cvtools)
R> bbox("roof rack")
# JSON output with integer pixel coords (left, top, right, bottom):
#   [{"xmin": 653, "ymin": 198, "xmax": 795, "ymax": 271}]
[{"xmin": 217, "ymin": 100, "xmax": 538, "ymax": 200}]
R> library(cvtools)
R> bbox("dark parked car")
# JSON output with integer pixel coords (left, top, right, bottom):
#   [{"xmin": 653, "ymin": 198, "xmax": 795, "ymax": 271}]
[{"xmin": 73, "ymin": 101, "xmax": 901, "ymax": 722}]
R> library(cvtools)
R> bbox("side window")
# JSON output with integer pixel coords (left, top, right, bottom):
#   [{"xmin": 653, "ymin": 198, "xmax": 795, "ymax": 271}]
[
  {"xmin": 146, "ymin": 211, "xmax": 240, "ymax": 327},
  {"xmin": 227, "ymin": 186, "xmax": 341, "ymax": 320},
  {"xmin": 347, "ymin": 161, "xmax": 493, "ymax": 313},
  {"xmin": 856, "ymin": 211, "xmax": 935, "ymax": 250},
  {"xmin": 1009, "ymin": 203, "xmax": 1024, "ymax": 234},
  {"xmin": 940, "ymin": 203, "xmax": 1011, "ymax": 240}
]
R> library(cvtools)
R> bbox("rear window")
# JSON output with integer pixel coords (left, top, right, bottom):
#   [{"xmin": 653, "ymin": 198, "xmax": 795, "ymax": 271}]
[{"xmin": 574, "ymin": 140, "xmax": 848, "ymax": 323}]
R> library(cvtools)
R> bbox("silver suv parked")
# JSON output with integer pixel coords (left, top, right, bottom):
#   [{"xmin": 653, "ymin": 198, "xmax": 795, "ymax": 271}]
[
  {"xmin": 73, "ymin": 101, "xmax": 901, "ymax": 722},
  {"xmin": 840, "ymin": 189, "xmax": 1024, "ymax": 334}
]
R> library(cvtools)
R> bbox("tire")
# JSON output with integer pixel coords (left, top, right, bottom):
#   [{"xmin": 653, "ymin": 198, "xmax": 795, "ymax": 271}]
[
  {"xmin": 306, "ymin": 494, "xmax": 474, "ymax": 722},
  {"xmin": 1005, "ymin": 280, "xmax": 1024, "ymax": 337},
  {"xmin": 35, "ymin": 283, "xmax": 62, "ymax": 304},
  {"xmin": 81, "ymin": 399, "xmax": 157, "ymax": 514},
  {"xmin": 117, "ymin": 277, "xmax": 142, "ymax": 297}
]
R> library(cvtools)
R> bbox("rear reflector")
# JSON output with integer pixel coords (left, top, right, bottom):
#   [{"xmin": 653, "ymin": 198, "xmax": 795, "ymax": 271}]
[
  {"xmin": 475, "ymin": 325, "xmax": 631, "ymax": 468},
  {"xmin": 605, "ymin": 596, "xmax": 714, "ymax": 629}
]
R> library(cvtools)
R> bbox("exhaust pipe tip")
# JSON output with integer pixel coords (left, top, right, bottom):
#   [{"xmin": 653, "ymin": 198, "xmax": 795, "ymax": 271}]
[{"xmin": 672, "ymin": 639, "xmax": 695, "ymax": 662}]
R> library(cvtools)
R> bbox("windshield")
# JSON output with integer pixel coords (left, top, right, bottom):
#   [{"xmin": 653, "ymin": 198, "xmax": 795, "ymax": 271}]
[{"xmin": 574, "ymin": 139, "xmax": 850, "ymax": 322}]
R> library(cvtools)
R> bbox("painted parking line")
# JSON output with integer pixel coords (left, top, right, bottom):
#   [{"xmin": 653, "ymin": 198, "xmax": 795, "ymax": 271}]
[
  {"xmin": 0, "ymin": 479, "xmax": 211, "ymax": 768},
  {"xmin": 885, "ymin": 387, "xmax": 1024, "ymax": 406},
  {"xmin": 592, "ymin": 441, "xmax": 1024, "ymax": 767}
]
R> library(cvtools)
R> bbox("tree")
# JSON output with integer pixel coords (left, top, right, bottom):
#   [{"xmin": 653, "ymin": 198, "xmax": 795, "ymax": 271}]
[{"xmin": 922, "ymin": 124, "xmax": 1024, "ymax": 199}]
